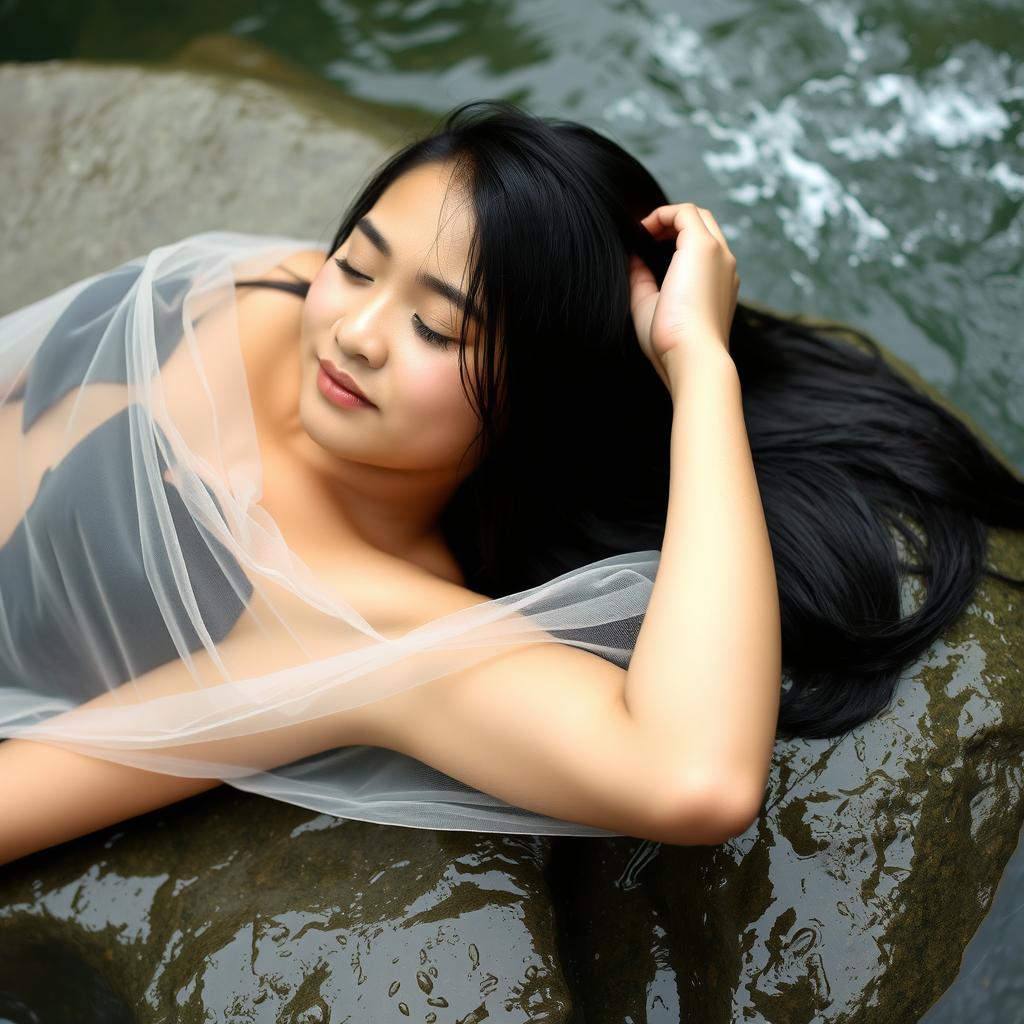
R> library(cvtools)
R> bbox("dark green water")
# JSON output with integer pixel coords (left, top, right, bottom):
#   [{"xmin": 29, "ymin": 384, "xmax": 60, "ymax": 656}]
[{"xmin": 1, "ymin": 1, "xmax": 1022, "ymax": 1021}]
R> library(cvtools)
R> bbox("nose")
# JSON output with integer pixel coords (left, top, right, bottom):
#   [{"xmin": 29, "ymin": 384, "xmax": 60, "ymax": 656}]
[{"xmin": 332, "ymin": 291, "xmax": 389, "ymax": 368}]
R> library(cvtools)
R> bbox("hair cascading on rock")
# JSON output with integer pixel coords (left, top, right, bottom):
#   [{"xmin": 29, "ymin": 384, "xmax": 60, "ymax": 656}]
[{"xmin": 238, "ymin": 99, "xmax": 1024, "ymax": 743}]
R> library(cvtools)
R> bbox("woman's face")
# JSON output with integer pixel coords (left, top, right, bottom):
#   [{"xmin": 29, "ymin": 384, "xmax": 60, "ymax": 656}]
[{"xmin": 298, "ymin": 160, "xmax": 484, "ymax": 479}]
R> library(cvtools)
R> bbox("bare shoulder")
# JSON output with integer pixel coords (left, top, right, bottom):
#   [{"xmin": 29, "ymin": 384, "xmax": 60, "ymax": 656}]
[
  {"xmin": 228, "ymin": 247, "xmax": 325, "ymax": 363},
  {"xmin": 187, "ymin": 247, "xmax": 326, "ymax": 345},
  {"xmin": 231, "ymin": 247, "xmax": 327, "ymax": 324},
  {"xmin": 275, "ymin": 248, "xmax": 329, "ymax": 282},
  {"xmin": 235, "ymin": 247, "xmax": 327, "ymax": 291}
]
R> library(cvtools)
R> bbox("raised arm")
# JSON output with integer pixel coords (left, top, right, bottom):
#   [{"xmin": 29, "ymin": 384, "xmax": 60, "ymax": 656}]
[
  {"xmin": 626, "ymin": 344, "xmax": 780, "ymax": 813},
  {"xmin": 624, "ymin": 202, "xmax": 782, "ymax": 813}
]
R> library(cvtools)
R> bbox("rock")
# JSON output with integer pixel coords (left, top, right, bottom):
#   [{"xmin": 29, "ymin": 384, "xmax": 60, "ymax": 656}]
[
  {"xmin": 1, "ymin": 55, "xmax": 1022, "ymax": 1024},
  {"xmin": 0, "ymin": 788, "xmax": 569, "ymax": 1021},
  {"xmin": 660, "ymin": 526, "xmax": 1022, "ymax": 1024},
  {"xmin": 0, "ymin": 55, "xmax": 408, "ymax": 316}
]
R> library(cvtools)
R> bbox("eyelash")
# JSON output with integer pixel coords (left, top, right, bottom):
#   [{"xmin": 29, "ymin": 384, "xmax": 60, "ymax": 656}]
[{"xmin": 334, "ymin": 257, "xmax": 454, "ymax": 350}]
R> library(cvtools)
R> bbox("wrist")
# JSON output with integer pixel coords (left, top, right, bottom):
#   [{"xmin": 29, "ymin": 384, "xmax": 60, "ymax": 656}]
[{"xmin": 662, "ymin": 342, "xmax": 736, "ymax": 397}]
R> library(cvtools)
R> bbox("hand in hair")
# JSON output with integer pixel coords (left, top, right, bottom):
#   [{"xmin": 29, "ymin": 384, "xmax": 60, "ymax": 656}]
[{"xmin": 628, "ymin": 203, "xmax": 740, "ymax": 389}]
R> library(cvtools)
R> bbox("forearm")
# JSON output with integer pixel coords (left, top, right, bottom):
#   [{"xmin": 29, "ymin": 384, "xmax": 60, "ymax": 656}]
[
  {"xmin": 0, "ymin": 737, "xmax": 223, "ymax": 868},
  {"xmin": 624, "ymin": 345, "xmax": 781, "ymax": 809}
]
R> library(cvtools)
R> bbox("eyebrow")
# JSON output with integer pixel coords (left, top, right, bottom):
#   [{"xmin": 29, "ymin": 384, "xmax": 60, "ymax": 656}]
[{"xmin": 355, "ymin": 216, "xmax": 480, "ymax": 323}]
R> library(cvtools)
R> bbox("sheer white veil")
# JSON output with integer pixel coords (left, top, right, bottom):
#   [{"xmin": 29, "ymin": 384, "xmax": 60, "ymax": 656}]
[{"xmin": 0, "ymin": 232, "xmax": 661, "ymax": 836}]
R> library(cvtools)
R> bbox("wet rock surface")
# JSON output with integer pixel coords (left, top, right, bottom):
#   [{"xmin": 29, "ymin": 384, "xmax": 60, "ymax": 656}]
[
  {"xmin": 0, "ymin": 788, "xmax": 568, "ymax": 1022},
  {"xmin": 553, "ymin": 538, "xmax": 1024, "ymax": 1023},
  {"xmin": 2, "ymin": 58, "xmax": 1023, "ymax": 1023},
  {"xmin": 664, "ymin": 527, "xmax": 1023, "ymax": 1024}
]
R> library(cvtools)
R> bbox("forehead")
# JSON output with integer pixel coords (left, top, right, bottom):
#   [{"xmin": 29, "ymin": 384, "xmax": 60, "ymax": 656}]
[{"xmin": 369, "ymin": 161, "xmax": 475, "ymax": 267}]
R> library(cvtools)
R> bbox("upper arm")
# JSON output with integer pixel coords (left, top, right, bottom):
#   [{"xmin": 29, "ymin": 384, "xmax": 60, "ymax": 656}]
[{"xmin": 354, "ymin": 639, "xmax": 753, "ymax": 844}]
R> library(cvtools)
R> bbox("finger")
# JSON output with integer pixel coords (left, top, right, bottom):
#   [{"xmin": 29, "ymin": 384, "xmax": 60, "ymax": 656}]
[
  {"xmin": 638, "ymin": 202, "xmax": 720, "ymax": 252},
  {"xmin": 695, "ymin": 207, "xmax": 730, "ymax": 251},
  {"xmin": 672, "ymin": 204, "xmax": 718, "ymax": 252},
  {"xmin": 639, "ymin": 202, "xmax": 710, "ymax": 241},
  {"xmin": 627, "ymin": 252, "xmax": 659, "ymax": 310},
  {"xmin": 639, "ymin": 202, "xmax": 699, "ymax": 238},
  {"xmin": 638, "ymin": 203, "xmax": 675, "ymax": 234},
  {"xmin": 694, "ymin": 209, "xmax": 737, "ymax": 269},
  {"xmin": 641, "ymin": 204, "xmax": 735, "ymax": 262}
]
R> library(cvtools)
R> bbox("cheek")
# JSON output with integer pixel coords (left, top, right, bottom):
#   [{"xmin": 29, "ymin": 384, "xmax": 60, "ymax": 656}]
[
  {"xmin": 402, "ymin": 360, "xmax": 478, "ymax": 431},
  {"xmin": 302, "ymin": 275, "xmax": 335, "ymax": 332}
]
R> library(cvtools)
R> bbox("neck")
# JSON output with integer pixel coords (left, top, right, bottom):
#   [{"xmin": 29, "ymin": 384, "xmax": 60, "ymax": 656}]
[{"xmin": 261, "ymin": 418, "xmax": 459, "ymax": 563}]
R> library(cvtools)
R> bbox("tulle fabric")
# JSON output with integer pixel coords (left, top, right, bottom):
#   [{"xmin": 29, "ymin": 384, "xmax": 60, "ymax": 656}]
[{"xmin": 0, "ymin": 233, "xmax": 661, "ymax": 836}]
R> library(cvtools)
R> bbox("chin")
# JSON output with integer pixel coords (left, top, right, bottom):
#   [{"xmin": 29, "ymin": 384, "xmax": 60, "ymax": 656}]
[
  {"xmin": 296, "ymin": 392, "xmax": 336, "ymax": 447},
  {"xmin": 298, "ymin": 393, "xmax": 370, "ymax": 458}
]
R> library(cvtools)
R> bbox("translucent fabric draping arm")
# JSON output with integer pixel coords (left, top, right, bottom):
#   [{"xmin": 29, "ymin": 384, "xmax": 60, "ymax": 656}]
[{"xmin": 0, "ymin": 231, "xmax": 663, "ymax": 836}]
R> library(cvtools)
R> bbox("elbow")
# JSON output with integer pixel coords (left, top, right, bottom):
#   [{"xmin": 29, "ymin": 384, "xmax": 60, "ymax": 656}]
[{"xmin": 650, "ymin": 772, "xmax": 764, "ymax": 847}]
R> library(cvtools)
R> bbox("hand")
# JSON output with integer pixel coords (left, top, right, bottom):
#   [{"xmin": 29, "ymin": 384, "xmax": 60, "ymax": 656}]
[{"xmin": 628, "ymin": 203, "xmax": 740, "ymax": 390}]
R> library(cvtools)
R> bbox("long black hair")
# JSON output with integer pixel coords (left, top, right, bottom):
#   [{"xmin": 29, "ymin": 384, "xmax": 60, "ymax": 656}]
[{"xmin": 239, "ymin": 99, "xmax": 1024, "ymax": 742}]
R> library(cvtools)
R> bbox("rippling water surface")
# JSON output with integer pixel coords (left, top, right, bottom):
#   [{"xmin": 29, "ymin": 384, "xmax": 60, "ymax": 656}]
[{"xmin": 2, "ymin": 1, "xmax": 1022, "ymax": 1021}]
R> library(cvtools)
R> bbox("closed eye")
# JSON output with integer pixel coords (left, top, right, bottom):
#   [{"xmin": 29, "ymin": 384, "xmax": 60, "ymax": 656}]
[
  {"xmin": 334, "ymin": 256, "xmax": 455, "ymax": 350},
  {"xmin": 334, "ymin": 256, "xmax": 372, "ymax": 282}
]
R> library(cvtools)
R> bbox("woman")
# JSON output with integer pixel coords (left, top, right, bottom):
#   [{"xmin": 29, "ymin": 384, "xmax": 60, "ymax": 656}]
[{"xmin": 0, "ymin": 100, "xmax": 1020, "ymax": 866}]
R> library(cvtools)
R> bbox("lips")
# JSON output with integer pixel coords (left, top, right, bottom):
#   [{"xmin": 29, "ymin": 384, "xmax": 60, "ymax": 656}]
[{"xmin": 319, "ymin": 359, "xmax": 375, "ymax": 406}]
